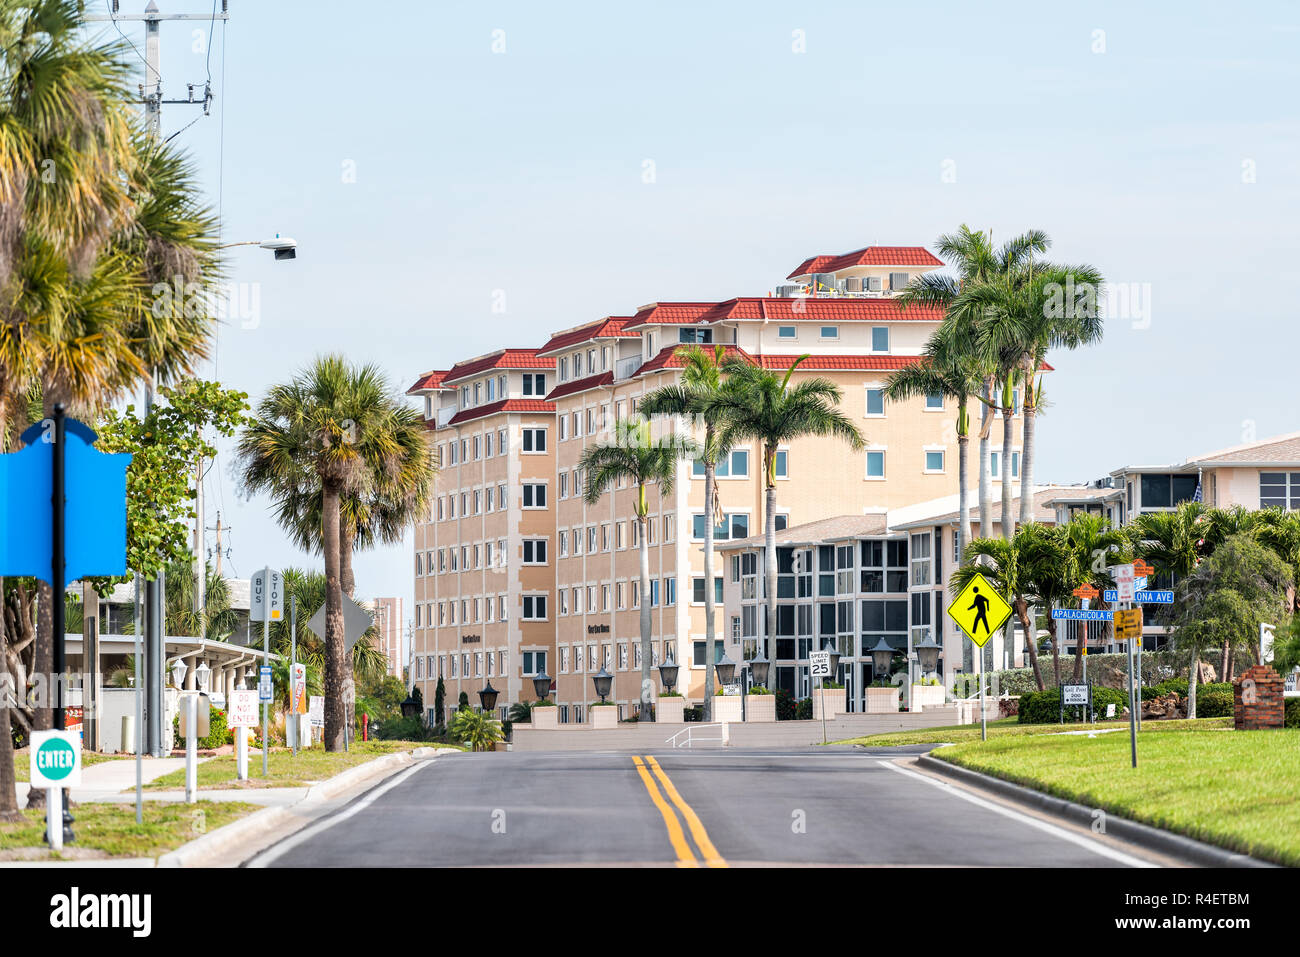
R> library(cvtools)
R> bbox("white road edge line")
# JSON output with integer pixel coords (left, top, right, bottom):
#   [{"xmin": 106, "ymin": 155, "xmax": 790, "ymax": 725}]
[
  {"xmin": 877, "ymin": 760, "xmax": 1157, "ymax": 868},
  {"xmin": 244, "ymin": 759, "xmax": 436, "ymax": 868}
]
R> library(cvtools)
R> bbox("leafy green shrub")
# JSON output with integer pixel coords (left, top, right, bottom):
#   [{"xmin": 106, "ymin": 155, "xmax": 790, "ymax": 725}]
[
  {"xmin": 684, "ymin": 705, "xmax": 704, "ymax": 722},
  {"xmin": 746, "ymin": 686, "xmax": 770, "ymax": 696},
  {"xmin": 773, "ymin": 688, "xmax": 796, "ymax": 720},
  {"xmin": 1285, "ymin": 697, "xmax": 1299, "ymax": 729},
  {"xmin": 819, "ymin": 681, "xmax": 844, "ymax": 690},
  {"xmin": 508, "ymin": 701, "xmax": 533, "ymax": 724},
  {"xmin": 372, "ymin": 714, "xmax": 425, "ymax": 741},
  {"xmin": 1194, "ymin": 683, "xmax": 1234, "ymax": 718},
  {"xmin": 171, "ymin": 704, "xmax": 230, "ymax": 750},
  {"xmin": 795, "ymin": 697, "xmax": 812, "ymax": 720},
  {"xmin": 659, "ymin": 690, "xmax": 683, "ymax": 697},
  {"xmin": 1017, "ymin": 687, "xmax": 1129, "ymax": 724}
]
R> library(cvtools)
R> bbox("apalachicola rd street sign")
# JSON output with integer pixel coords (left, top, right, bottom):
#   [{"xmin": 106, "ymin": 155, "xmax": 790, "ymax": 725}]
[{"xmin": 948, "ymin": 573, "xmax": 1013, "ymax": 648}]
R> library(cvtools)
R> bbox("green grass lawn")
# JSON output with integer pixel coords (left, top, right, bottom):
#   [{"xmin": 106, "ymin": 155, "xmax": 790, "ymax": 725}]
[
  {"xmin": 13, "ymin": 750, "xmax": 126, "ymax": 783},
  {"xmin": 141, "ymin": 740, "xmax": 449, "ymax": 791},
  {"xmin": 0, "ymin": 801, "xmax": 260, "ymax": 860},
  {"xmin": 835, "ymin": 716, "xmax": 1232, "ymax": 748},
  {"xmin": 932, "ymin": 727, "xmax": 1300, "ymax": 866}
]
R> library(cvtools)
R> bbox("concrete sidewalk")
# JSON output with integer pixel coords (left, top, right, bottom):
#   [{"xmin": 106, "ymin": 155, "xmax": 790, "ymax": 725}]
[{"xmin": 17, "ymin": 756, "xmax": 208, "ymax": 805}]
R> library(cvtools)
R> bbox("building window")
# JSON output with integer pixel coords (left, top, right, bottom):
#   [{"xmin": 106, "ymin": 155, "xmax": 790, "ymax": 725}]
[
  {"xmin": 1260, "ymin": 472, "xmax": 1299, "ymax": 510},
  {"xmin": 866, "ymin": 389, "xmax": 884, "ymax": 416},
  {"xmin": 819, "ymin": 325, "xmax": 839, "ymax": 339},
  {"xmin": 889, "ymin": 272, "xmax": 909, "ymax": 290},
  {"xmin": 522, "ymin": 650, "xmax": 547, "ymax": 675},
  {"xmin": 679, "ymin": 327, "xmax": 713, "ymax": 344},
  {"xmin": 559, "ymin": 472, "xmax": 568, "ymax": 498},
  {"xmin": 522, "ymin": 373, "xmax": 546, "ymax": 396},
  {"xmin": 925, "ymin": 450, "xmax": 945, "ymax": 472},
  {"xmin": 991, "ymin": 451, "xmax": 1021, "ymax": 479},
  {"xmin": 777, "ymin": 325, "xmax": 796, "ymax": 339},
  {"xmin": 871, "ymin": 326, "xmax": 890, "ymax": 352},
  {"xmin": 522, "ymin": 539, "xmax": 548, "ymax": 564},
  {"xmin": 522, "ymin": 428, "xmax": 546, "ymax": 453},
  {"xmin": 925, "ymin": 392, "xmax": 943, "ymax": 410},
  {"xmin": 523, "ymin": 483, "xmax": 547, "ymax": 508},
  {"xmin": 774, "ymin": 450, "xmax": 788, "ymax": 478},
  {"xmin": 692, "ymin": 513, "xmax": 749, "ymax": 540},
  {"xmin": 692, "ymin": 640, "xmax": 724, "ymax": 667},
  {"xmin": 866, "ymin": 450, "xmax": 885, "ymax": 478},
  {"xmin": 1141, "ymin": 473, "xmax": 1200, "ymax": 508},
  {"xmin": 522, "ymin": 596, "xmax": 548, "ymax": 621},
  {"xmin": 692, "ymin": 577, "xmax": 724, "ymax": 604}
]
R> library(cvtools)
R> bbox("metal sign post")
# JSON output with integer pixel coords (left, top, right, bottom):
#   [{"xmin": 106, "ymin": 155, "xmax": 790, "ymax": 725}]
[
  {"xmin": 290, "ymin": 595, "xmax": 298, "ymax": 757},
  {"xmin": 810, "ymin": 650, "xmax": 831, "ymax": 744},
  {"xmin": 947, "ymin": 573, "xmax": 1012, "ymax": 741},
  {"xmin": 1111, "ymin": 564, "xmax": 1138, "ymax": 768},
  {"xmin": 251, "ymin": 567, "xmax": 283, "ymax": 776}
]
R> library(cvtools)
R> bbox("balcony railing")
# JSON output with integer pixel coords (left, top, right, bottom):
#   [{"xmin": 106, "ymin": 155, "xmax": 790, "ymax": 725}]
[
  {"xmin": 615, "ymin": 355, "xmax": 643, "ymax": 381},
  {"xmin": 436, "ymin": 406, "xmax": 455, "ymax": 428}
]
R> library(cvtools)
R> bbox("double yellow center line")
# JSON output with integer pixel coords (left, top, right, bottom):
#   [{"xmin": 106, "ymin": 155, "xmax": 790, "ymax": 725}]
[{"xmin": 632, "ymin": 755, "xmax": 727, "ymax": 868}]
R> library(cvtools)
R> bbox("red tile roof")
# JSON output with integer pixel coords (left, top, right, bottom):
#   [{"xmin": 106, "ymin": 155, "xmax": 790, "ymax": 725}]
[
  {"xmin": 538, "ymin": 317, "xmax": 637, "ymax": 357},
  {"xmin": 625, "ymin": 297, "xmax": 942, "ymax": 330},
  {"xmin": 545, "ymin": 371, "xmax": 614, "ymax": 402},
  {"xmin": 406, "ymin": 370, "xmax": 450, "ymax": 394},
  {"xmin": 442, "ymin": 349, "xmax": 555, "ymax": 386},
  {"xmin": 787, "ymin": 246, "xmax": 943, "ymax": 279},
  {"xmin": 436, "ymin": 399, "xmax": 556, "ymax": 429},
  {"xmin": 633, "ymin": 350, "xmax": 1053, "ymax": 378},
  {"xmin": 635, "ymin": 344, "xmax": 757, "ymax": 376}
]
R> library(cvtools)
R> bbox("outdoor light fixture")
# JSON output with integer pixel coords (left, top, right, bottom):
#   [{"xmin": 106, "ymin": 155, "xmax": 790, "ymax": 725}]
[
  {"xmin": 592, "ymin": 667, "xmax": 613, "ymax": 703},
  {"xmin": 822, "ymin": 640, "xmax": 841, "ymax": 680},
  {"xmin": 532, "ymin": 670, "xmax": 552, "ymax": 702},
  {"xmin": 478, "ymin": 681, "xmax": 499, "ymax": 714},
  {"xmin": 193, "ymin": 660, "xmax": 211, "ymax": 693},
  {"xmin": 869, "ymin": 637, "xmax": 895, "ymax": 680},
  {"xmin": 712, "ymin": 652, "xmax": 736, "ymax": 687},
  {"xmin": 748, "ymin": 652, "xmax": 770, "ymax": 688},
  {"xmin": 915, "ymin": 635, "xmax": 941, "ymax": 676},
  {"xmin": 399, "ymin": 695, "xmax": 419, "ymax": 718},
  {"xmin": 657, "ymin": 657, "xmax": 679, "ymax": 693},
  {"xmin": 169, "ymin": 658, "xmax": 188, "ymax": 689}
]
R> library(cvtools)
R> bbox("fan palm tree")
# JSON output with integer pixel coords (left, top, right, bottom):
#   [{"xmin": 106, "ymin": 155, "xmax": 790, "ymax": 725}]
[
  {"xmin": 1056, "ymin": 513, "xmax": 1127, "ymax": 683},
  {"xmin": 954, "ymin": 533, "xmax": 1045, "ymax": 691},
  {"xmin": 449, "ymin": 708, "xmax": 502, "ymax": 752},
  {"xmin": 237, "ymin": 357, "xmax": 410, "ymax": 750},
  {"xmin": 163, "ymin": 559, "xmax": 239, "ymax": 641},
  {"xmin": 716, "ymin": 356, "xmax": 864, "ymax": 668},
  {"xmin": 580, "ymin": 417, "xmax": 698, "ymax": 721},
  {"xmin": 883, "ymin": 329, "xmax": 982, "ymax": 562},
  {"xmin": 640, "ymin": 345, "xmax": 736, "ymax": 720},
  {"xmin": 269, "ymin": 567, "xmax": 387, "ymax": 681}
]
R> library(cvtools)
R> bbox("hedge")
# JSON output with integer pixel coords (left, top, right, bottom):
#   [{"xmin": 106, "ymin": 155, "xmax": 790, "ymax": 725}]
[
  {"xmin": 1017, "ymin": 686, "xmax": 1130, "ymax": 724},
  {"xmin": 171, "ymin": 704, "xmax": 230, "ymax": 750},
  {"xmin": 1286, "ymin": 698, "xmax": 1299, "ymax": 728}
]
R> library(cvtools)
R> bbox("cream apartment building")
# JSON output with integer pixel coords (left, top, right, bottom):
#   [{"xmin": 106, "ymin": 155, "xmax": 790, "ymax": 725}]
[{"xmin": 407, "ymin": 351, "xmax": 558, "ymax": 722}]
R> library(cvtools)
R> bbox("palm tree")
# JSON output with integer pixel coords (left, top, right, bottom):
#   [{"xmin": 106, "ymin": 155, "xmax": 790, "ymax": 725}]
[
  {"xmin": 1056, "ymin": 514, "xmax": 1127, "ymax": 683},
  {"xmin": 1255, "ymin": 507, "xmax": 1300, "ymax": 612},
  {"xmin": 1132, "ymin": 502, "xmax": 1210, "ymax": 713},
  {"xmin": 716, "ymin": 357, "xmax": 864, "ymax": 669},
  {"xmin": 163, "ymin": 559, "xmax": 239, "ymax": 641},
  {"xmin": 640, "ymin": 345, "xmax": 736, "ymax": 720},
  {"xmin": 449, "ymin": 708, "xmax": 502, "ymax": 752},
  {"xmin": 580, "ymin": 417, "xmax": 697, "ymax": 721},
  {"xmin": 270, "ymin": 567, "xmax": 387, "ymax": 681},
  {"xmin": 237, "ymin": 356, "xmax": 410, "ymax": 750},
  {"xmin": 884, "ymin": 329, "xmax": 982, "ymax": 561},
  {"xmin": 953, "ymin": 533, "xmax": 1044, "ymax": 691}
]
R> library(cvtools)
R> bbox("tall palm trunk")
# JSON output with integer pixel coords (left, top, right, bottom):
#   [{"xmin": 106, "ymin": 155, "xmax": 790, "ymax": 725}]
[
  {"xmin": 322, "ymin": 480, "xmax": 347, "ymax": 750},
  {"xmin": 978, "ymin": 380, "xmax": 993, "ymax": 539},
  {"xmin": 764, "ymin": 453, "xmax": 778, "ymax": 675},
  {"xmin": 956, "ymin": 398, "xmax": 971, "ymax": 563},
  {"xmin": 1019, "ymin": 365, "xmax": 1036, "ymax": 528},
  {"xmin": 340, "ymin": 523, "xmax": 357, "ymax": 736},
  {"xmin": 0, "ymin": 573, "xmax": 19, "ymax": 821},
  {"xmin": 637, "ymin": 508, "xmax": 653, "ymax": 720},
  {"xmin": 1000, "ymin": 384, "xmax": 1015, "ymax": 540},
  {"xmin": 1019, "ymin": 599, "xmax": 1046, "ymax": 691},
  {"xmin": 1187, "ymin": 650, "xmax": 1200, "ymax": 719},
  {"xmin": 702, "ymin": 457, "xmax": 716, "ymax": 721}
]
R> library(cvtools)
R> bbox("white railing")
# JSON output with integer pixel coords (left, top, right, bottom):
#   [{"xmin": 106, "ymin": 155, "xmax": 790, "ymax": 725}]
[
  {"xmin": 665, "ymin": 722, "xmax": 725, "ymax": 749},
  {"xmin": 436, "ymin": 406, "xmax": 455, "ymax": 428},
  {"xmin": 615, "ymin": 355, "xmax": 642, "ymax": 381}
]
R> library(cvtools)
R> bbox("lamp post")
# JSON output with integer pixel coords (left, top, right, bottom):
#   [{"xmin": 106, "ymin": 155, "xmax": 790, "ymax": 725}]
[
  {"xmin": 713, "ymin": 652, "xmax": 737, "ymax": 723},
  {"xmin": 657, "ymin": 657, "xmax": 679, "ymax": 694},
  {"xmin": 591, "ymin": 667, "xmax": 613, "ymax": 704},
  {"xmin": 169, "ymin": 658, "xmax": 188, "ymax": 689},
  {"xmin": 532, "ymin": 670, "xmax": 552, "ymax": 702},
  {"xmin": 478, "ymin": 681, "xmax": 499, "ymax": 715},
  {"xmin": 869, "ymin": 637, "xmax": 895, "ymax": 684},
  {"xmin": 193, "ymin": 660, "xmax": 211, "ymax": 694},
  {"xmin": 399, "ymin": 694, "xmax": 420, "ymax": 719},
  {"xmin": 915, "ymin": 635, "xmax": 941, "ymax": 677}
]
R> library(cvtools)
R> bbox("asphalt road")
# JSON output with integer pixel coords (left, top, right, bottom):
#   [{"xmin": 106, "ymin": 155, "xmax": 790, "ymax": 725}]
[{"xmin": 247, "ymin": 748, "xmax": 1162, "ymax": 867}]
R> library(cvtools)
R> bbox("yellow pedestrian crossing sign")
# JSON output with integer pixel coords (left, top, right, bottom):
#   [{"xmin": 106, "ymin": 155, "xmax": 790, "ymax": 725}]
[{"xmin": 948, "ymin": 573, "xmax": 1013, "ymax": 648}]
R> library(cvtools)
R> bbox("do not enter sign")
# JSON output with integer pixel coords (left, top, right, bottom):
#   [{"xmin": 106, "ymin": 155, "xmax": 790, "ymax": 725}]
[{"xmin": 30, "ymin": 729, "xmax": 82, "ymax": 788}]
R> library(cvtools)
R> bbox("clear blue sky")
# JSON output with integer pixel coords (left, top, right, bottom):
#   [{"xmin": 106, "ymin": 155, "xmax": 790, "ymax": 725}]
[{"xmin": 94, "ymin": 1, "xmax": 1300, "ymax": 640}]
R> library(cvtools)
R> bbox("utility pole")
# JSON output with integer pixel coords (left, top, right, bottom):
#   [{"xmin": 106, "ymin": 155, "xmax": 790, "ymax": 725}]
[
  {"xmin": 209, "ymin": 511, "xmax": 225, "ymax": 577},
  {"xmin": 84, "ymin": 0, "xmax": 230, "ymax": 756}
]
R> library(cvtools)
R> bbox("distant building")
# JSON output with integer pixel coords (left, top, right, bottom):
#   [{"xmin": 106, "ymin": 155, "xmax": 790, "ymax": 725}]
[{"xmin": 369, "ymin": 597, "xmax": 405, "ymax": 678}]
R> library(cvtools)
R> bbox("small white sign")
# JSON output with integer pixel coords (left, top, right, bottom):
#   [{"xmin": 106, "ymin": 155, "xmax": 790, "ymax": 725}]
[
  {"xmin": 258, "ymin": 665, "xmax": 274, "ymax": 704},
  {"xmin": 809, "ymin": 650, "xmax": 832, "ymax": 678},
  {"xmin": 30, "ymin": 730, "xmax": 82, "ymax": 789},
  {"xmin": 250, "ymin": 567, "xmax": 284, "ymax": 623},
  {"xmin": 308, "ymin": 696, "xmax": 325, "ymax": 729},
  {"xmin": 228, "ymin": 690, "xmax": 259, "ymax": 728},
  {"xmin": 1105, "ymin": 703, "xmax": 1117, "ymax": 718},
  {"xmin": 1062, "ymin": 684, "xmax": 1089, "ymax": 706},
  {"xmin": 1112, "ymin": 564, "xmax": 1136, "ymax": 603}
]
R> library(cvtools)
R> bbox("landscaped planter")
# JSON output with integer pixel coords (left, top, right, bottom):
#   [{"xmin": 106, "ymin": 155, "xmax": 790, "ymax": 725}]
[
  {"xmin": 590, "ymin": 704, "xmax": 618, "ymax": 728},
  {"xmin": 712, "ymin": 694, "xmax": 743, "ymax": 723},
  {"xmin": 531, "ymin": 705, "xmax": 559, "ymax": 729},
  {"xmin": 865, "ymin": 686, "xmax": 901, "ymax": 714},
  {"xmin": 812, "ymin": 687, "xmax": 847, "ymax": 720},
  {"xmin": 910, "ymin": 684, "xmax": 947, "ymax": 711},
  {"xmin": 745, "ymin": 694, "xmax": 776, "ymax": 722},
  {"xmin": 656, "ymin": 696, "xmax": 686, "ymax": 723}
]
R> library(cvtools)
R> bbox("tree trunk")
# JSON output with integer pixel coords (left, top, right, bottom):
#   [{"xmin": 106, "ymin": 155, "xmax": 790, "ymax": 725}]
[
  {"xmin": 340, "ymin": 522, "xmax": 356, "ymax": 737},
  {"xmin": 957, "ymin": 418, "xmax": 971, "ymax": 565},
  {"xmin": 637, "ymin": 511, "xmax": 653, "ymax": 720},
  {"xmin": 1018, "ymin": 598, "xmax": 1046, "ymax": 691},
  {"xmin": 1219, "ymin": 642, "xmax": 1230, "ymax": 686},
  {"xmin": 0, "ymin": 575, "xmax": 21, "ymax": 821},
  {"xmin": 322, "ymin": 480, "xmax": 347, "ymax": 751},
  {"xmin": 1019, "ymin": 368, "xmax": 1036, "ymax": 528},
  {"xmin": 978, "ymin": 380, "xmax": 993, "ymax": 539},
  {"xmin": 764, "ymin": 478, "xmax": 778, "ymax": 670},
  {"xmin": 702, "ymin": 457, "xmax": 716, "ymax": 721},
  {"xmin": 1187, "ymin": 651, "xmax": 1199, "ymax": 719},
  {"xmin": 1001, "ymin": 397, "xmax": 1015, "ymax": 540}
]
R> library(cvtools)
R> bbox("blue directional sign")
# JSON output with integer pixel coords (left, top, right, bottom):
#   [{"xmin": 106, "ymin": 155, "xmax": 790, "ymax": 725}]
[
  {"xmin": 1051, "ymin": 608, "xmax": 1115, "ymax": 621},
  {"xmin": 1102, "ymin": 589, "xmax": 1173, "ymax": 604},
  {"xmin": 0, "ymin": 419, "xmax": 130, "ymax": 582}
]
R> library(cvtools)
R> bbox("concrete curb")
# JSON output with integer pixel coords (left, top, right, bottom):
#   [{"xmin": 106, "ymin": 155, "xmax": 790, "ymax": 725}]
[
  {"xmin": 915, "ymin": 754, "xmax": 1278, "ymax": 868},
  {"xmin": 155, "ymin": 747, "xmax": 449, "ymax": 868}
]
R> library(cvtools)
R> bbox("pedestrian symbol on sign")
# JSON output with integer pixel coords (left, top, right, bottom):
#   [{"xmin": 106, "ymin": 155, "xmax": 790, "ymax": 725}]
[{"xmin": 947, "ymin": 573, "xmax": 1013, "ymax": 648}]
